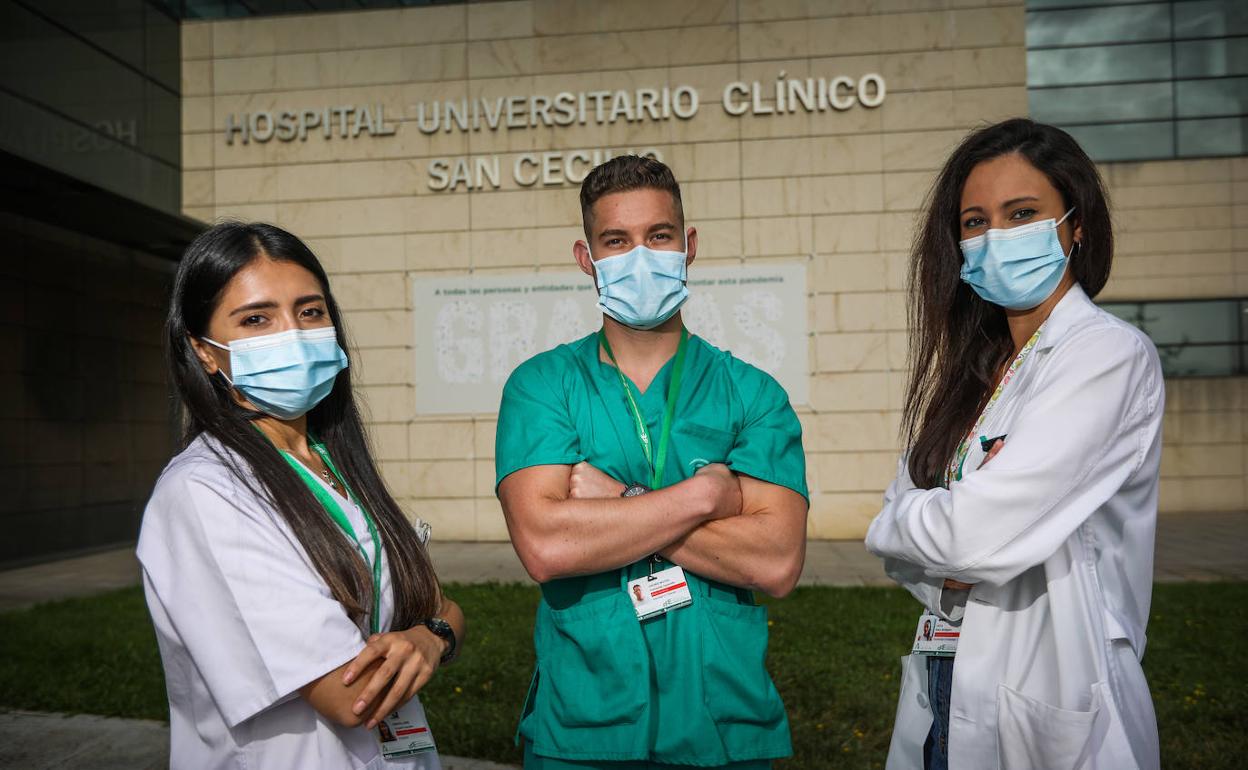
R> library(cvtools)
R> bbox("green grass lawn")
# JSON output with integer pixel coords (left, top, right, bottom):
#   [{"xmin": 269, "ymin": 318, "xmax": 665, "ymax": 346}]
[{"xmin": 1, "ymin": 583, "xmax": 1244, "ymax": 768}]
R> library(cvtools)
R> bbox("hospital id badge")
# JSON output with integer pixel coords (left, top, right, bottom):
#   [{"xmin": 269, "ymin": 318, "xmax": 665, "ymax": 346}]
[
  {"xmin": 627, "ymin": 565, "xmax": 693, "ymax": 621},
  {"xmin": 911, "ymin": 611, "xmax": 959, "ymax": 656},
  {"xmin": 377, "ymin": 698, "xmax": 436, "ymax": 759}
]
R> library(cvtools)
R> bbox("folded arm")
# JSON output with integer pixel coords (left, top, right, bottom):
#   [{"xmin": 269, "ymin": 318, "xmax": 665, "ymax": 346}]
[
  {"xmin": 865, "ymin": 328, "xmax": 1161, "ymax": 586},
  {"xmin": 301, "ymin": 593, "xmax": 465, "ymax": 728},
  {"xmin": 498, "ymin": 462, "xmax": 741, "ymax": 583},
  {"xmin": 658, "ymin": 474, "xmax": 807, "ymax": 597}
]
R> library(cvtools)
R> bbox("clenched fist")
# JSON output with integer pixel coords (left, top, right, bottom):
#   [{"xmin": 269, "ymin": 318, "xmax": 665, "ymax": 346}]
[{"xmin": 569, "ymin": 461, "xmax": 627, "ymax": 499}]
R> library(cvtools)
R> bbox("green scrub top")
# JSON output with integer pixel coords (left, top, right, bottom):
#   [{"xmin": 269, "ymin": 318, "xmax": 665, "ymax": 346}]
[{"xmin": 495, "ymin": 332, "xmax": 808, "ymax": 767}]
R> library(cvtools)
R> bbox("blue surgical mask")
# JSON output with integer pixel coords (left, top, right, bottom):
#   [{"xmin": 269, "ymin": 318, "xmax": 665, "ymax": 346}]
[
  {"xmin": 203, "ymin": 326, "xmax": 348, "ymax": 420},
  {"xmin": 959, "ymin": 208, "xmax": 1075, "ymax": 310},
  {"xmin": 592, "ymin": 244, "xmax": 689, "ymax": 330}
]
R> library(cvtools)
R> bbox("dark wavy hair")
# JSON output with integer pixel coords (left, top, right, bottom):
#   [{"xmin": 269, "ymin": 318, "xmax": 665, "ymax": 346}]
[
  {"xmin": 903, "ymin": 118, "xmax": 1114, "ymax": 489},
  {"xmin": 165, "ymin": 221, "xmax": 440, "ymax": 628}
]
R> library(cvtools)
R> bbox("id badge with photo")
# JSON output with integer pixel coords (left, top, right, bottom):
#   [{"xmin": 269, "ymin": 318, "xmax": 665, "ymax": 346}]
[
  {"xmin": 377, "ymin": 697, "xmax": 436, "ymax": 759},
  {"xmin": 911, "ymin": 611, "xmax": 960, "ymax": 656},
  {"xmin": 627, "ymin": 565, "xmax": 693, "ymax": 621}
]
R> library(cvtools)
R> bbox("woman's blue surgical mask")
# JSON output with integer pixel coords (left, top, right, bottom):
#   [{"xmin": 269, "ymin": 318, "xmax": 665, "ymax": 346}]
[
  {"xmin": 202, "ymin": 326, "xmax": 348, "ymax": 420},
  {"xmin": 958, "ymin": 208, "xmax": 1075, "ymax": 310},
  {"xmin": 592, "ymin": 244, "xmax": 689, "ymax": 330}
]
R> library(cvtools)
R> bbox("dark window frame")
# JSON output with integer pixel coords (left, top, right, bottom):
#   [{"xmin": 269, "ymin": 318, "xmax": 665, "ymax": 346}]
[
  {"xmin": 1099, "ymin": 297, "xmax": 1248, "ymax": 378},
  {"xmin": 1026, "ymin": 0, "xmax": 1248, "ymax": 162}
]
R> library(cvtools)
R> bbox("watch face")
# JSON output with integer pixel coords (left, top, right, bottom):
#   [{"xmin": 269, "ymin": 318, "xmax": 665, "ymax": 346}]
[{"xmin": 622, "ymin": 484, "xmax": 650, "ymax": 497}]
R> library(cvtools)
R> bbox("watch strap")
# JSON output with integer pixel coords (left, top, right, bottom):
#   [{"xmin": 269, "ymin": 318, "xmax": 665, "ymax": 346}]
[{"xmin": 422, "ymin": 617, "xmax": 458, "ymax": 665}]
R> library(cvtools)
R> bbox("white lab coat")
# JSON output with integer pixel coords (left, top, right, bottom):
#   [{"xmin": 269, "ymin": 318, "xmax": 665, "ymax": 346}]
[
  {"xmin": 137, "ymin": 434, "xmax": 441, "ymax": 770},
  {"xmin": 865, "ymin": 285, "xmax": 1164, "ymax": 770}
]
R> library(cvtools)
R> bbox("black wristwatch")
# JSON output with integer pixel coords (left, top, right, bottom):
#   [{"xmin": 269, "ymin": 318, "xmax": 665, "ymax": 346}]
[
  {"xmin": 422, "ymin": 617, "xmax": 458, "ymax": 664},
  {"xmin": 621, "ymin": 482, "xmax": 651, "ymax": 497}
]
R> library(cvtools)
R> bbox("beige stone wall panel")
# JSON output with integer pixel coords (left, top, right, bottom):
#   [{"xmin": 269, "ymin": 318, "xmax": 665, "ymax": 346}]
[
  {"xmin": 531, "ymin": 0, "xmax": 735, "ymax": 36},
  {"xmin": 951, "ymin": 46, "xmax": 1026, "ymax": 88},
  {"xmin": 183, "ymin": 1, "xmax": 1242, "ymax": 536}
]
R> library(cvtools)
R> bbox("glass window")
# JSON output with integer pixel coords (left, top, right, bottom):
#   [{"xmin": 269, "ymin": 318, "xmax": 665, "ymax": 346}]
[
  {"xmin": 1026, "ymin": 4, "xmax": 1171, "ymax": 47},
  {"xmin": 1101, "ymin": 299, "xmax": 1248, "ymax": 377},
  {"xmin": 1175, "ymin": 0, "xmax": 1248, "ymax": 39},
  {"xmin": 1177, "ymin": 116, "xmax": 1248, "ymax": 156},
  {"xmin": 1027, "ymin": 0, "xmax": 1248, "ymax": 161},
  {"xmin": 1029, "ymin": 42, "xmax": 1173, "ymax": 87},
  {"xmin": 1176, "ymin": 37, "xmax": 1248, "ymax": 77},
  {"xmin": 1175, "ymin": 76, "xmax": 1248, "ymax": 118},
  {"xmin": 1063, "ymin": 121, "xmax": 1176, "ymax": 161},
  {"xmin": 1031, "ymin": 81, "xmax": 1174, "ymax": 123}
]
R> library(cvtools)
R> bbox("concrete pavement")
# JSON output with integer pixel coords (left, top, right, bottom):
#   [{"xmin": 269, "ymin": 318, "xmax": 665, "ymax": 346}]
[{"xmin": 0, "ymin": 711, "xmax": 519, "ymax": 770}]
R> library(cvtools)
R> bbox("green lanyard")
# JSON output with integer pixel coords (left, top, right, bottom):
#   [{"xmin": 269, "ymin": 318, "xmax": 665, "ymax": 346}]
[
  {"xmin": 278, "ymin": 442, "xmax": 383, "ymax": 635},
  {"xmin": 945, "ymin": 328, "xmax": 1042, "ymax": 487},
  {"xmin": 599, "ymin": 328, "xmax": 689, "ymax": 490}
]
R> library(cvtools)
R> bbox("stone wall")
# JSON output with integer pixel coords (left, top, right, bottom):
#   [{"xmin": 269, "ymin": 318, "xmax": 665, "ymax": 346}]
[{"xmin": 179, "ymin": 0, "xmax": 1244, "ymax": 540}]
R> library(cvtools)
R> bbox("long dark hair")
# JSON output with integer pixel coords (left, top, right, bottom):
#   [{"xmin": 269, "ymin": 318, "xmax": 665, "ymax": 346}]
[
  {"xmin": 903, "ymin": 119, "xmax": 1114, "ymax": 489},
  {"xmin": 165, "ymin": 221, "xmax": 440, "ymax": 628}
]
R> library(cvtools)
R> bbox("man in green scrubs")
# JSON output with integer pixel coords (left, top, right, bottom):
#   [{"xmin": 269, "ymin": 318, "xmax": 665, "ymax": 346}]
[{"xmin": 496, "ymin": 156, "xmax": 809, "ymax": 769}]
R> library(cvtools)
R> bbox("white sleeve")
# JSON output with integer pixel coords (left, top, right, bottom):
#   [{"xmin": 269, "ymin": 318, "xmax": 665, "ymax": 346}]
[
  {"xmin": 873, "ymin": 455, "xmax": 958, "ymax": 619},
  {"xmin": 139, "ymin": 465, "xmax": 367, "ymax": 727},
  {"xmin": 865, "ymin": 325, "xmax": 1162, "ymax": 587}
]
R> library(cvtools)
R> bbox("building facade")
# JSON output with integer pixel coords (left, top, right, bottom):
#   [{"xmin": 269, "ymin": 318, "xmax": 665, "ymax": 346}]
[
  {"xmin": 1, "ymin": 0, "xmax": 201, "ymax": 566},
  {"xmin": 177, "ymin": 0, "xmax": 1247, "ymax": 541}
]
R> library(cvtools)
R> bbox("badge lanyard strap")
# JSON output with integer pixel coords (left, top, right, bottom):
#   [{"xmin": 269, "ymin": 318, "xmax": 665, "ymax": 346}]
[
  {"xmin": 277, "ymin": 442, "xmax": 384, "ymax": 636},
  {"xmin": 599, "ymin": 327, "xmax": 689, "ymax": 490},
  {"xmin": 601, "ymin": 328, "xmax": 689, "ymax": 575},
  {"xmin": 945, "ymin": 327, "xmax": 1043, "ymax": 487}
]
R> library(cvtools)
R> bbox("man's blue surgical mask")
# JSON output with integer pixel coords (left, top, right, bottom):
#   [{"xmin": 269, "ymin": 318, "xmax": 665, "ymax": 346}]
[
  {"xmin": 592, "ymin": 244, "xmax": 689, "ymax": 330},
  {"xmin": 958, "ymin": 208, "xmax": 1075, "ymax": 310},
  {"xmin": 202, "ymin": 326, "xmax": 348, "ymax": 420}
]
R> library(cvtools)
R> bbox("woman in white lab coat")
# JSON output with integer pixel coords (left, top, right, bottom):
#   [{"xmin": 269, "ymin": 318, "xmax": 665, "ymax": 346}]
[
  {"xmin": 138, "ymin": 221, "xmax": 465, "ymax": 769},
  {"xmin": 865, "ymin": 119, "xmax": 1163, "ymax": 769}
]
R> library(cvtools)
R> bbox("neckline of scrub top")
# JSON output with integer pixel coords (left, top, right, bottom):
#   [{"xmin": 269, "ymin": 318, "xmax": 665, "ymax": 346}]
[{"xmin": 591, "ymin": 331, "xmax": 694, "ymax": 402}]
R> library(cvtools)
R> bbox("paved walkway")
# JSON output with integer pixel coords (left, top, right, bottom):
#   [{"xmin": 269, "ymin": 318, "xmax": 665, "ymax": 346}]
[
  {"xmin": 2, "ymin": 512, "xmax": 1245, "ymax": 613},
  {"xmin": 0, "ymin": 711, "xmax": 519, "ymax": 769}
]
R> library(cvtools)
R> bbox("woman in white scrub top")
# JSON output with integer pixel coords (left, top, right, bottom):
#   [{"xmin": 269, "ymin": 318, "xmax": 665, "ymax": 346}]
[
  {"xmin": 139, "ymin": 221, "xmax": 465, "ymax": 769},
  {"xmin": 865, "ymin": 119, "xmax": 1164, "ymax": 769}
]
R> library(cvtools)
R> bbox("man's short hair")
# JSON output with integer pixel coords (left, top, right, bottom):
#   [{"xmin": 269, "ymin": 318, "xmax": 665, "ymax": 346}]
[{"xmin": 579, "ymin": 155, "xmax": 684, "ymax": 239}]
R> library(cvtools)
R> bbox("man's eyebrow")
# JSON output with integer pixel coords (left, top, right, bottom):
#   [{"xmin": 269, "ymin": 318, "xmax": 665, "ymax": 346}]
[
  {"xmin": 597, "ymin": 228, "xmax": 629, "ymax": 239},
  {"xmin": 229, "ymin": 300, "xmax": 278, "ymax": 317},
  {"xmin": 647, "ymin": 222, "xmax": 677, "ymax": 233}
]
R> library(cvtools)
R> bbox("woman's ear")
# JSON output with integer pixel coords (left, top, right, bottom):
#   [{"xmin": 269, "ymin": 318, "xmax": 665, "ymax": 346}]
[{"xmin": 188, "ymin": 336, "xmax": 220, "ymax": 376}]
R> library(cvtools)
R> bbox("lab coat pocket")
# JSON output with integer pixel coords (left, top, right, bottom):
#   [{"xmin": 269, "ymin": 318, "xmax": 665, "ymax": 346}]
[
  {"xmin": 543, "ymin": 596, "xmax": 648, "ymax": 729},
  {"xmin": 699, "ymin": 599, "xmax": 785, "ymax": 727},
  {"xmin": 885, "ymin": 654, "xmax": 931, "ymax": 770},
  {"xmin": 996, "ymin": 682, "xmax": 1110, "ymax": 770}
]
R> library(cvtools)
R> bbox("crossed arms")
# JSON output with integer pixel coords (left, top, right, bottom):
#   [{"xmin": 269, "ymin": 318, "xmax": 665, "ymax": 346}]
[{"xmin": 497, "ymin": 461, "xmax": 808, "ymax": 597}]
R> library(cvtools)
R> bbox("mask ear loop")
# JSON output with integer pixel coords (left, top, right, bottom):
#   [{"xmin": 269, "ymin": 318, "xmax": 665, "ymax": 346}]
[
  {"xmin": 199, "ymin": 337, "xmax": 236, "ymax": 386},
  {"xmin": 1057, "ymin": 207, "xmax": 1078, "ymax": 259}
]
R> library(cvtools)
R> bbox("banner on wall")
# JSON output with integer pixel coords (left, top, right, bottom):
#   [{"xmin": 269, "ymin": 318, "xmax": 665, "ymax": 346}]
[{"xmin": 412, "ymin": 262, "xmax": 809, "ymax": 414}]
